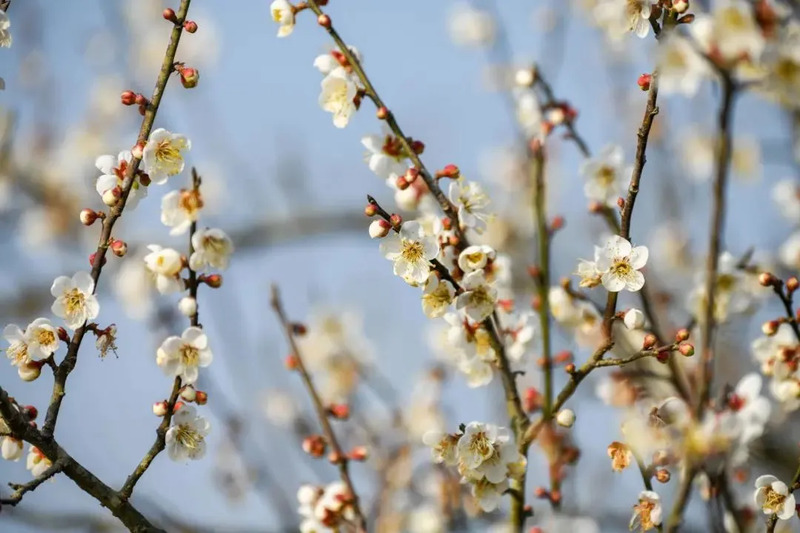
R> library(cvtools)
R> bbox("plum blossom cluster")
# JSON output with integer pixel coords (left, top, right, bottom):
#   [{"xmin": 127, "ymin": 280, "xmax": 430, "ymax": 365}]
[
  {"xmin": 296, "ymin": 481, "xmax": 359, "ymax": 532},
  {"xmin": 422, "ymin": 422, "xmax": 526, "ymax": 512}
]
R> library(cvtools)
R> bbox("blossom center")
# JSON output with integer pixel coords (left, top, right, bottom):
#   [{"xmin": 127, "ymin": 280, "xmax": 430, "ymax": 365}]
[
  {"xmin": 596, "ymin": 165, "xmax": 616, "ymax": 186},
  {"xmin": 611, "ymin": 258, "xmax": 633, "ymax": 278},
  {"xmin": 37, "ymin": 329, "xmax": 55, "ymax": 347},
  {"xmin": 467, "ymin": 431, "xmax": 492, "ymax": 459},
  {"xmin": 381, "ymin": 134, "xmax": 404, "ymax": 158},
  {"xmin": 155, "ymin": 139, "xmax": 182, "ymax": 170},
  {"xmin": 635, "ymin": 501, "xmax": 656, "ymax": 530},
  {"xmin": 180, "ymin": 190, "xmax": 204, "ymax": 215},
  {"xmin": 7, "ymin": 342, "xmax": 28, "ymax": 364},
  {"xmin": 180, "ymin": 344, "xmax": 200, "ymax": 367},
  {"xmin": 64, "ymin": 289, "xmax": 86, "ymax": 314},
  {"xmin": 764, "ymin": 487, "xmax": 787, "ymax": 513},
  {"xmin": 175, "ymin": 423, "xmax": 204, "ymax": 450},
  {"xmin": 401, "ymin": 240, "xmax": 425, "ymax": 263}
]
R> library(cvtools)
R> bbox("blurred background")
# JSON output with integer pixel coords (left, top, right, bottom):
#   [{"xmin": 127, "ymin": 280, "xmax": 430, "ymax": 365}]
[{"xmin": 1, "ymin": 0, "xmax": 799, "ymax": 531}]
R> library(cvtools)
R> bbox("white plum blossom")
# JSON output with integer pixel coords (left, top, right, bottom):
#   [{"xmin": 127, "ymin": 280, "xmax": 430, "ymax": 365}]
[
  {"xmin": 580, "ymin": 144, "xmax": 627, "ymax": 206},
  {"xmin": 0, "ymin": 436, "xmax": 22, "ymax": 461},
  {"xmin": 576, "ymin": 258, "xmax": 603, "ymax": 289},
  {"xmin": 165, "ymin": 405, "xmax": 210, "ymax": 461},
  {"xmin": 95, "ymin": 151, "xmax": 146, "ymax": 210},
  {"xmin": 361, "ymin": 126, "xmax": 409, "ymax": 180},
  {"xmin": 50, "ymin": 272, "xmax": 100, "ymax": 330},
  {"xmin": 156, "ymin": 326, "xmax": 213, "ymax": 384},
  {"xmin": 457, "ymin": 422, "xmax": 498, "ymax": 470},
  {"xmin": 592, "ymin": 0, "xmax": 652, "ymax": 41},
  {"xmin": 422, "ymin": 430, "xmax": 459, "ymax": 465},
  {"xmin": 447, "ymin": 3, "xmax": 495, "ymax": 48},
  {"xmin": 0, "ymin": 10, "xmax": 11, "ymax": 48},
  {"xmin": 456, "ymin": 271, "xmax": 497, "ymax": 322},
  {"xmin": 4, "ymin": 324, "xmax": 31, "ymax": 369},
  {"xmin": 657, "ymin": 34, "xmax": 709, "ymax": 96},
  {"xmin": 457, "ymin": 245, "xmax": 495, "ymax": 273},
  {"xmin": 449, "ymin": 180, "xmax": 491, "ymax": 233},
  {"xmin": 728, "ymin": 373, "xmax": 771, "ymax": 443},
  {"xmin": 24, "ymin": 318, "xmax": 59, "ymax": 361},
  {"xmin": 270, "ymin": 0, "xmax": 295, "ymax": 38},
  {"xmin": 458, "ymin": 355, "xmax": 494, "ymax": 388},
  {"xmin": 501, "ymin": 310, "xmax": 535, "ymax": 361},
  {"xmin": 161, "ymin": 189, "xmax": 203, "ymax": 235},
  {"xmin": 142, "ymin": 128, "xmax": 191, "ymax": 185},
  {"xmin": 687, "ymin": 251, "xmax": 752, "ymax": 324},
  {"xmin": 772, "ymin": 179, "xmax": 800, "ymax": 222},
  {"xmin": 313, "ymin": 46, "xmax": 361, "ymax": 76},
  {"xmin": 754, "ymin": 475, "xmax": 796, "ymax": 520},
  {"xmin": 595, "ymin": 235, "xmax": 649, "ymax": 292},
  {"xmin": 26, "ymin": 446, "xmax": 52, "ymax": 477},
  {"xmin": 380, "ymin": 221, "xmax": 439, "ymax": 285},
  {"xmin": 630, "ymin": 490, "xmax": 663, "ymax": 531},
  {"xmin": 190, "ymin": 228, "xmax": 233, "ymax": 271},
  {"xmin": 144, "ymin": 245, "xmax": 184, "ymax": 294},
  {"xmin": 421, "ymin": 274, "xmax": 455, "ymax": 318},
  {"xmin": 690, "ymin": 1, "xmax": 765, "ymax": 64},
  {"xmin": 515, "ymin": 90, "xmax": 543, "ymax": 138},
  {"xmin": 779, "ymin": 231, "xmax": 800, "ymax": 270},
  {"xmin": 319, "ymin": 67, "xmax": 358, "ymax": 129}
]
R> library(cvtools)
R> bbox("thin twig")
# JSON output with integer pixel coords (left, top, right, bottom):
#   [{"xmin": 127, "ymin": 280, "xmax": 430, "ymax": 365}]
[
  {"xmin": 0, "ymin": 459, "xmax": 64, "ymax": 506},
  {"xmin": 667, "ymin": 467, "xmax": 696, "ymax": 533}
]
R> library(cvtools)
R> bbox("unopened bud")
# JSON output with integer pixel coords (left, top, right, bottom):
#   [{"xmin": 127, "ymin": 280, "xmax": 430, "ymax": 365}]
[
  {"xmin": 348, "ymin": 445, "xmax": 368, "ymax": 461},
  {"xmin": 376, "ymin": 106, "xmax": 389, "ymax": 120},
  {"xmin": 80, "ymin": 208, "xmax": 98, "ymax": 226},
  {"xmin": 364, "ymin": 203, "xmax": 377, "ymax": 217},
  {"xmin": 89, "ymin": 252, "xmax": 107, "ymax": 268},
  {"xmin": 436, "ymin": 164, "xmax": 460, "ymax": 179},
  {"xmin": 642, "ymin": 334, "xmax": 658, "ymax": 350},
  {"xmin": 655, "ymin": 469, "xmax": 671, "ymax": 483},
  {"xmin": 368, "ymin": 219, "xmax": 391, "ymax": 239},
  {"xmin": 679, "ymin": 343, "xmax": 694, "ymax": 357},
  {"xmin": 23, "ymin": 405, "xmax": 38, "ymax": 420},
  {"xmin": 556, "ymin": 408, "xmax": 576, "ymax": 428},
  {"xmin": 132, "ymin": 143, "xmax": 145, "ymax": 159},
  {"xmin": 624, "ymin": 308, "xmax": 645, "ymax": 330},
  {"xmin": 675, "ymin": 328, "xmax": 690, "ymax": 342},
  {"xmin": 762, "ymin": 320, "xmax": 779, "ymax": 336},
  {"xmin": 183, "ymin": 20, "xmax": 198, "ymax": 33},
  {"xmin": 110, "ymin": 239, "xmax": 127, "ymax": 257},
  {"xmin": 163, "ymin": 8, "xmax": 178, "ymax": 23},
  {"xmin": 178, "ymin": 296, "xmax": 197, "ymax": 317},
  {"xmin": 637, "ymin": 73, "xmax": 652, "ymax": 91},
  {"xmin": 329, "ymin": 403, "xmax": 350, "ymax": 420},
  {"xmin": 389, "ymin": 213, "xmax": 402, "ymax": 229},
  {"xmin": 284, "ymin": 354, "xmax": 299, "ymax": 370},
  {"xmin": 328, "ymin": 451, "xmax": 345, "ymax": 464},
  {"xmin": 120, "ymin": 90, "xmax": 137, "ymax": 106},
  {"xmin": 102, "ymin": 186, "xmax": 122, "ymax": 206},
  {"xmin": 514, "ymin": 67, "xmax": 536, "ymax": 87},
  {"xmin": 396, "ymin": 175, "xmax": 409, "ymax": 190},
  {"xmin": 533, "ymin": 487, "xmax": 548, "ymax": 498},
  {"xmin": 179, "ymin": 67, "xmax": 200, "ymax": 89},
  {"xmin": 759, "ymin": 272, "xmax": 778, "ymax": 287},
  {"xmin": 554, "ymin": 350, "xmax": 573, "ymax": 365},
  {"xmin": 405, "ymin": 167, "xmax": 419, "ymax": 184},
  {"xmin": 303, "ymin": 435, "xmax": 327, "ymax": 458},
  {"xmin": 203, "ymin": 274, "xmax": 222, "ymax": 288},
  {"xmin": 153, "ymin": 401, "xmax": 169, "ymax": 416},
  {"xmin": 656, "ymin": 350, "xmax": 670, "ymax": 363},
  {"xmin": 180, "ymin": 385, "xmax": 197, "ymax": 402},
  {"xmin": 194, "ymin": 390, "xmax": 208, "ymax": 405},
  {"xmin": 134, "ymin": 93, "xmax": 148, "ymax": 107},
  {"xmin": 57, "ymin": 327, "xmax": 69, "ymax": 342},
  {"xmin": 173, "ymin": 401, "xmax": 185, "ymax": 413},
  {"xmin": 523, "ymin": 387, "xmax": 541, "ymax": 412},
  {"xmin": 291, "ymin": 323, "xmax": 307, "ymax": 336},
  {"xmin": 18, "ymin": 362, "xmax": 42, "ymax": 382},
  {"xmin": 617, "ymin": 197, "xmax": 625, "ymax": 209},
  {"xmin": 317, "ymin": 14, "xmax": 331, "ymax": 28},
  {"xmin": 588, "ymin": 200, "xmax": 604, "ymax": 213},
  {"xmin": 788, "ymin": 277, "xmax": 799, "ymax": 292},
  {"xmin": 550, "ymin": 215, "xmax": 565, "ymax": 232},
  {"xmin": 673, "ymin": 0, "xmax": 689, "ymax": 14},
  {"xmin": 564, "ymin": 363, "xmax": 576, "ymax": 374},
  {"xmin": 410, "ymin": 140, "xmax": 425, "ymax": 154}
]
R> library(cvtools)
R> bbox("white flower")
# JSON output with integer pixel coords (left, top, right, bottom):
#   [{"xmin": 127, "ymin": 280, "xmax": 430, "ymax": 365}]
[
  {"xmin": 515, "ymin": 90, "xmax": 542, "ymax": 138},
  {"xmin": 501, "ymin": 310, "xmax": 535, "ymax": 362},
  {"xmin": 421, "ymin": 274, "xmax": 455, "ymax": 318},
  {"xmin": 458, "ymin": 245, "xmax": 496, "ymax": 273},
  {"xmin": 178, "ymin": 296, "xmax": 198, "ymax": 317},
  {"xmin": 595, "ymin": 235, "xmax": 648, "ymax": 292},
  {"xmin": 447, "ymin": 3, "xmax": 495, "ymax": 47},
  {"xmin": 319, "ymin": 67, "xmax": 358, "ymax": 129},
  {"xmin": 26, "ymin": 446, "xmax": 52, "ymax": 477},
  {"xmin": 691, "ymin": 1, "xmax": 765, "ymax": 64},
  {"xmin": 630, "ymin": 490, "xmax": 662, "ymax": 531},
  {"xmin": 592, "ymin": 0, "xmax": 652, "ymax": 41},
  {"xmin": 0, "ymin": 10, "xmax": 11, "ymax": 48},
  {"xmin": 687, "ymin": 251, "xmax": 752, "ymax": 323},
  {"xmin": 772, "ymin": 179, "xmax": 800, "ymax": 222},
  {"xmin": 556, "ymin": 408, "xmax": 576, "ymax": 428},
  {"xmin": 50, "ymin": 272, "xmax": 100, "ymax": 330},
  {"xmin": 24, "ymin": 318, "xmax": 58, "ymax": 361},
  {"xmin": 422, "ymin": 430, "xmax": 459, "ymax": 465},
  {"xmin": 728, "ymin": 373, "xmax": 771, "ymax": 443},
  {"xmin": 624, "ymin": 309, "xmax": 645, "ymax": 330},
  {"xmin": 1, "ymin": 437, "xmax": 22, "ymax": 461},
  {"xmin": 456, "ymin": 271, "xmax": 497, "ymax": 322},
  {"xmin": 457, "ymin": 422, "xmax": 497, "ymax": 470},
  {"xmin": 142, "ymin": 128, "xmax": 191, "ymax": 185},
  {"xmin": 270, "ymin": 0, "xmax": 295, "ymax": 38},
  {"xmin": 361, "ymin": 126, "xmax": 409, "ymax": 180},
  {"xmin": 4, "ymin": 324, "xmax": 30, "ymax": 368},
  {"xmin": 190, "ymin": 228, "xmax": 233, "ymax": 271},
  {"xmin": 780, "ymin": 231, "xmax": 800, "ymax": 270},
  {"xmin": 470, "ymin": 478, "xmax": 507, "ymax": 512},
  {"xmin": 580, "ymin": 144, "xmax": 627, "ymax": 206},
  {"xmin": 165, "ymin": 405, "xmax": 210, "ymax": 461},
  {"xmin": 144, "ymin": 245, "xmax": 184, "ymax": 294},
  {"xmin": 161, "ymin": 189, "xmax": 203, "ymax": 235},
  {"xmin": 156, "ymin": 326, "xmax": 213, "ymax": 384},
  {"xmin": 754, "ymin": 475, "xmax": 796, "ymax": 520},
  {"xmin": 576, "ymin": 258, "xmax": 603, "ymax": 289},
  {"xmin": 657, "ymin": 35, "xmax": 709, "ymax": 96},
  {"xmin": 95, "ymin": 151, "xmax": 147, "ymax": 210},
  {"xmin": 313, "ymin": 46, "xmax": 361, "ymax": 76},
  {"xmin": 449, "ymin": 180, "xmax": 491, "ymax": 233},
  {"xmin": 458, "ymin": 355, "xmax": 494, "ymax": 388},
  {"xmin": 380, "ymin": 221, "xmax": 439, "ymax": 285}
]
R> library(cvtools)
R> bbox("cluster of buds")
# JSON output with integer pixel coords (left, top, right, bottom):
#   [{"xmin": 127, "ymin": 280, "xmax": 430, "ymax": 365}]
[
  {"xmin": 120, "ymin": 90, "xmax": 150, "ymax": 116},
  {"xmin": 541, "ymin": 102, "xmax": 578, "ymax": 136}
]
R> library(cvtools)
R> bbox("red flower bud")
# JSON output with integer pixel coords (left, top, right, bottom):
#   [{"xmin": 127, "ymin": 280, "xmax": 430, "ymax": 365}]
[
  {"xmin": 120, "ymin": 90, "xmax": 137, "ymax": 106},
  {"xmin": 183, "ymin": 20, "xmax": 198, "ymax": 33},
  {"xmin": 637, "ymin": 73, "xmax": 652, "ymax": 91}
]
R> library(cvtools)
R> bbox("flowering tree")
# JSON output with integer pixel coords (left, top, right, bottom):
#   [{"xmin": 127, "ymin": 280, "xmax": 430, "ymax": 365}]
[{"xmin": 2, "ymin": 0, "xmax": 800, "ymax": 532}]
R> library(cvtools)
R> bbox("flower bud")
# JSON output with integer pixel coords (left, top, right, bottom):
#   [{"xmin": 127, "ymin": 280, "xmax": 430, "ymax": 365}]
[
  {"xmin": 134, "ymin": 93, "xmax": 148, "ymax": 106},
  {"xmin": 110, "ymin": 239, "xmax": 127, "ymax": 257},
  {"xmin": 673, "ymin": 0, "xmax": 689, "ymax": 14},
  {"xmin": 291, "ymin": 323, "xmax": 307, "ymax": 336},
  {"xmin": 679, "ymin": 343, "xmax": 694, "ymax": 357},
  {"xmin": 410, "ymin": 140, "xmax": 425, "ymax": 154},
  {"xmin": 179, "ymin": 67, "xmax": 200, "ymax": 89},
  {"xmin": 523, "ymin": 387, "xmax": 541, "ymax": 412},
  {"xmin": 642, "ymin": 333, "xmax": 658, "ymax": 350},
  {"xmin": 655, "ymin": 469, "xmax": 671, "ymax": 483},
  {"xmin": 656, "ymin": 350, "xmax": 670, "ymax": 363},
  {"xmin": 22, "ymin": 405, "xmax": 38, "ymax": 420},
  {"xmin": 564, "ymin": 363, "xmax": 576, "ymax": 374},
  {"xmin": 675, "ymin": 328, "xmax": 690, "ymax": 342},
  {"xmin": 376, "ymin": 106, "xmax": 389, "ymax": 120},
  {"xmin": 303, "ymin": 435, "xmax": 327, "ymax": 458},
  {"xmin": 554, "ymin": 350, "xmax": 573, "ymax": 365},
  {"xmin": 348, "ymin": 445, "xmax": 368, "ymax": 461},
  {"xmin": 788, "ymin": 277, "xmax": 799, "ymax": 292},
  {"xmin": 57, "ymin": 327, "xmax": 69, "ymax": 343},
  {"xmin": 435, "ymin": 164, "xmax": 460, "ymax": 179},
  {"xmin": 368, "ymin": 219, "xmax": 391, "ymax": 239},
  {"xmin": 163, "ymin": 8, "xmax": 178, "ymax": 23},
  {"xmin": 173, "ymin": 401, "xmax": 185, "ymax": 413},
  {"xmin": 624, "ymin": 308, "xmax": 645, "ymax": 330},
  {"xmin": 533, "ymin": 487, "xmax": 548, "ymax": 498},
  {"xmin": 364, "ymin": 203, "xmax": 378, "ymax": 217},
  {"xmin": 183, "ymin": 20, "xmax": 198, "ymax": 33},
  {"xmin": 194, "ymin": 390, "xmax": 208, "ymax": 405},
  {"xmin": 547, "ymin": 107, "xmax": 566, "ymax": 126},
  {"xmin": 180, "ymin": 385, "xmax": 197, "ymax": 402},
  {"xmin": 89, "ymin": 252, "xmax": 107, "ymax": 268},
  {"xmin": 550, "ymin": 215, "xmax": 565, "ymax": 232},
  {"xmin": 328, "ymin": 451, "xmax": 345, "ymax": 464},
  {"xmin": 120, "ymin": 90, "xmax": 137, "ymax": 106},
  {"xmin": 178, "ymin": 296, "xmax": 197, "ymax": 317},
  {"xmin": 203, "ymin": 274, "xmax": 223, "ymax": 288},
  {"xmin": 514, "ymin": 67, "xmax": 536, "ymax": 87},
  {"xmin": 131, "ymin": 143, "xmax": 145, "ymax": 159},
  {"xmin": 556, "ymin": 408, "xmax": 576, "ymax": 428},
  {"xmin": 405, "ymin": 167, "xmax": 419, "ymax": 184},
  {"xmin": 284, "ymin": 354, "xmax": 299, "ymax": 370},
  {"xmin": 395, "ymin": 175, "xmax": 409, "ymax": 190},
  {"xmin": 317, "ymin": 14, "xmax": 331, "ymax": 28},
  {"xmin": 18, "ymin": 362, "xmax": 42, "ymax": 382},
  {"xmin": 762, "ymin": 320, "xmax": 779, "ymax": 336},
  {"xmin": 153, "ymin": 401, "xmax": 169, "ymax": 416},
  {"xmin": 588, "ymin": 200, "xmax": 604, "ymax": 213},
  {"xmin": 637, "ymin": 73, "xmax": 652, "ymax": 91},
  {"xmin": 389, "ymin": 213, "xmax": 402, "ymax": 229},
  {"xmin": 329, "ymin": 403, "xmax": 350, "ymax": 420},
  {"xmin": 102, "ymin": 186, "xmax": 122, "ymax": 206},
  {"xmin": 759, "ymin": 272, "xmax": 778, "ymax": 287},
  {"xmin": 80, "ymin": 208, "xmax": 98, "ymax": 226}
]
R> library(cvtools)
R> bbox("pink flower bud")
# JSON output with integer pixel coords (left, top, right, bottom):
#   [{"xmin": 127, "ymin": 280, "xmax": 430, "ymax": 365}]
[
  {"xmin": 163, "ymin": 8, "xmax": 177, "ymax": 23},
  {"xmin": 329, "ymin": 404, "xmax": 350, "ymax": 420},
  {"xmin": 675, "ymin": 328, "xmax": 690, "ymax": 342},
  {"xmin": 368, "ymin": 219, "xmax": 391, "ymax": 239},
  {"xmin": 134, "ymin": 94, "xmax": 148, "ymax": 106},
  {"xmin": 655, "ymin": 469, "xmax": 671, "ymax": 483},
  {"xmin": 80, "ymin": 208, "xmax": 98, "ymax": 226},
  {"xmin": 153, "ymin": 401, "xmax": 169, "ymax": 416},
  {"xmin": 679, "ymin": 343, "xmax": 694, "ymax": 357},
  {"xmin": 183, "ymin": 20, "xmax": 198, "ymax": 33},
  {"xmin": 57, "ymin": 327, "xmax": 69, "ymax": 342},
  {"xmin": 303, "ymin": 435, "xmax": 327, "ymax": 458},
  {"xmin": 405, "ymin": 167, "xmax": 419, "ymax": 184},
  {"xmin": 18, "ymin": 362, "xmax": 42, "ymax": 382},
  {"xmin": 762, "ymin": 320, "xmax": 779, "ymax": 336},
  {"xmin": 389, "ymin": 213, "xmax": 402, "ymax": 229},
  {"xmin": 788, "ymin": 277, "xmax": 800, "ymax": 292},
  {"xmin": 317, "ymin": 14, "xmax": 331, "ymax": 28},
  {"xmin": 120, "ymin": 90, "xmax": 137, "ymax": 106},
  {"xmin": 131, "ymin": 143, "xmax": 144, "ymax": 159},
  {"xmin": 364, "ymin": 204, "xmax": 377, "ymax": 217},
  {"xmin": 194, "ymin": 391, "xmax": 208, "ymax": 405},
  {"xmin": 179, "ymin": 67, "xmax": 200, "ymax": 89},
  {"xmin": 102, "ymin": 186, "xmax": 121, "ymax": 206},
  {"xmin": 110, "ymin": 239, "xmax": 127, "ymax": 258},
  {"xmin": 642, "ymin": 334, "xmax": 658, "ymax": 350},
  {"xmin": 348, "ymin": 445, "xmax": 368, "ymax": 461},
  {"xmin": 395, "ymin": 175, "xmax": 409, "ymax": 190},
  {"xmin": 89, "ymin": 252, "xmax": 107, "ymax": 268},
  {"xmin": 23, "ymin": 405, "xmax": 38, "ymax": 420},
  {"xmin": 436, "ymin": 164, "xmax": 460, "ymax": 179},
  {"xmin": 203, "ymin": 274, "xmax": 223, "ymax": 288},
  {"xmin": 673, "ymin": 0, "xmax": 689, "ymax": 14},
  {"xmin": 637, "ymin": 73, "xmax": 652, "ymax": 91},
  {"xmin": 759, "ymin": 272, "xmax": 778, "ymax": 287},
  {"xmin": 376, "ymin": 106, "xmax": 389, "ymax": 120},
  {"xmin": 284, "ymin": 354, "xmax": 299, "ymax": 370}
]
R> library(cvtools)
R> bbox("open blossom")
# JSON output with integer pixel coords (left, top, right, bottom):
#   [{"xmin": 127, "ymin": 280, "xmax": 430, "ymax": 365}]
[
  {"xmin": 456, "ymin": 271, "xmax": 497, "ymax": 322},
  {"xmin": 144, "ymin": 245, "xmax": 184, "ymax": 294},
  {"xmin": 166, "ymin": 405, "xmax": 210, "ymax": 461},
  {"xmin": 4, "ymin": 324, "xmax": 30, "ymax": 367},
  {"xmin": 630, "ymin": 491, "xmax": 662, "ymax": 531},
  {"xmin": 380, "ymin": 221, "xmax": 439, "ymax": 285},
  {"xmin": 190, "ymin": 228, "xmax": 233, "ymax": 271},
  {"xmin": 142, "ymin": 128, "xmax": 191, "ymax": 184},
  {"xmin": 754, "ymin": 475, "xmax": 796, "ymax": 520},
  {"xmin": 421, "ymin": 274, "xmax": 455, "ymax": 318},
  {"xmin": 607, "ymin": 441, "xmax": 632, "ymax": 472},
  {"xmin": 595, "ymin": 235, "xmax": 648, "ymax": 292},
  {"xmin": 1, "ymin": 436, "xmax": 23, "ymax": 461},
  {"xmin": 728, "ymin": 373, "xmax": 770, "ymax": 443},
  {"xmin": 361, "ymin": 126, "xmax": 409, "ymax": 180},
  {"xmin": 657, "ymin": 34, "xmax": 708, "ymax": 96},
  {"xmin": 313, "ymin": 46, "xmax": 361, "ymax": 76},
  {"xmin": 447, "ymin": 3, "xmax": 495, "ymax": 48},
  {"xmin": 24, "ymin": 318, "xmax": 59, "ymax": 361},
  {"xmin": 156, "ymin": 326, "xmax": 212, "ymax": 384},
  {"xmin": 449, "ymin": 180, "xmax": 490, "ymax": 233},
  {"xmin": 0, "ymin": 10, "xmax": 11, "ymax": 48},
  {"xmin": 458, "ymin": 245, "xmax": 495, "ymax": 273},
  {"xmin": 26, "ymin": 446, "xmax": 52, "ymax": 477},
  {"xmin": 51, "ymin": 271, "xmax": 100, "ymax": 330},
  {"xmin": 592, "ymin": 0, "xmax": 652, "ymax": 41},
  {"xmin": 580, "ymin": 144, "xmax": 626, "ymax": 206},
  {"xmin": 690, "ymin": 0, "xmax": 764, "ymax": 64},
  {"xmin": 501, "ymin": 310, "xmax": 535, "ymax": 361},
  {"xmin": 319, "ymin": 67, "xmax": 358, "ymax": 129},
  {"xmin": 422, "ymin": 430, "xmax": 459, "ymax": 465},
  {"xmin": 161, "ymin": 189, "xmax": 203, "ymax": 235},
  {"xmin": 772, "ymin": 179, "xmax": 800, "ymax": 222},
  {"xmin": 457, "ymin": 422, "xmax": 497, "ymax": 470},
  {"xmin": 95, "ymin": 151, "xmax": 146, "ymax": 210},
  {"xmin": 270, "ymin": 0, "xmax": 295, "ymax": 38},
  {"xmin": 687, "ymin": 252, "xmax": 752, "ymax": 323},
  {"xmin": 576, "ymin": 258, "xmax": 603, "ymax": 289}
]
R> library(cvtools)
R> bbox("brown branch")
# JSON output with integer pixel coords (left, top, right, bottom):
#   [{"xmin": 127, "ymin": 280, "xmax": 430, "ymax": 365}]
[
  {"xmin": 42, "ymin": 0, "xmax": 194, "ymax": 439},
  {"xmin": 269, "ymin": 285, "xmax": 367, "ymax": 532},
  {"xmin": 0, "ymin": 458, "xmax": 64, "ymax": 506}
]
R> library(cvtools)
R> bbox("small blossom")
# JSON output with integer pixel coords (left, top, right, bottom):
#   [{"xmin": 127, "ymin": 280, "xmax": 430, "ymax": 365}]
[
  {"xmin": 630, "ymin": 491, "xmax": 663, "ymax": 531},
  {"xmin": 178, "ymin": 296, "xmax": 198, "ymax": 317},
  {"xmin": 0, "ymin": 10, "xmax": 11, "ymax": 48},
  {"xmin": 319, "ymin": 68, "xmax": 358, "ymax": 129},
  {"xmin": 595, "ymin": 235, "xmax": 648, "ymax": 292},
  {"xmin": 95, "ymin": 151, "xmax": 146, "ymax": 210},
  {"xmin": 361, "ymin": 126, "xmax": 409, "ymax": 180},
  {"xmin": 754, "ymin": 475, "xmax": 796, "ymax": 520},
  {"xmin": 457, "ymin": 245, "xmax": 496, "ymax": 273},
  {"xmin": 23, "ymin": 318, "xmax": 58, "ymax": 361},
  {"xmin": 368, "ymin": 219, "xmax": 391, "ymax": 239},
  {"xmin": 190, "ymin": 228, "xmax": 233, "ymax": 271},
  {"xmin": 447, "ymin": 3, "xmax": 495, "ymax": 47},
  {"xmin": 422, "ymin": 430, "xmax": 459, "ymax": 465},
  {"xmin": 144, "ymin": 245, "xmax": 184, "ymax": 294},
  {"xmin": 657, "ymin": 34, "xmax": 709, "ymax": 96},
  {"xmin": 421, "ymin": 274, "xmax": 456, "ymax": 318},
  {"xmin": 50, "ymin": 272, "xmax": 100, "ymax": 330},
  {"xmin": 95, "ymin": 325, "xmax": 118, "ymax": 358},
  {"xmin": 456, "ymin": 271, "xmax": 497, "ymax": 322},
  {"xmin": 576, "ymin": 258, "xmax": 603, "ymax": 289},
  {"xmin": 380, "ymin": 221, "xmax": 439, "ymax": 285},
  {"xmin": 270, "ymin": 0, "xmax": 295, "ymax": 38},
  {"xmin": 556, "ymin": 408, "xmax": 576, "ymax": 428},
  {"xmin": 581, "ymin": 144, "xmax": 627, "ymax": 206},
  {"xmin": 165, "ymin": 405, "xmax": 210, "ymax": 461},
  {"xmin": 449, "ymin": 180, "xmax": 491, "ymax": 233},
  {"xmin": 457, "ymin": 422, "xmax": 497, "ymax": 470},
  {"xmin": 1, "ymin": 437, "xmax": 23, "ymax": 461},
  {"xmin": 501, "ymin": 310, "xmax": 535, "ymax": 362},
  {"xmin": 156, "ymin": 326, "xmax": 213, "ymax": 384},
  {"xmin": 607, "ymin": 441, "xmax": 632, "ymax": 472},
  {"xmin": 161, "ymin": 189, "xmax": 203, "ymax": 235},
  {"xmin": 142, "ymin": 128, "xmax": 191, "ymax": 185},
  {"xmin": 624, "ymin": 309, "xmax": 645, "ymax": 330},
  {"xmin": 26, "ymin": 446, "xmax": 52, "ymax": 477}
]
